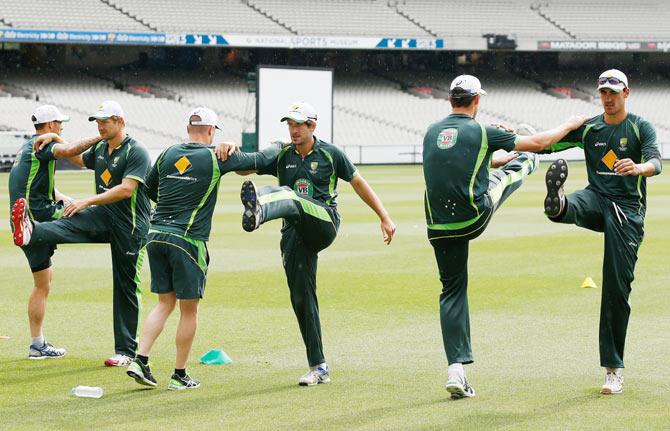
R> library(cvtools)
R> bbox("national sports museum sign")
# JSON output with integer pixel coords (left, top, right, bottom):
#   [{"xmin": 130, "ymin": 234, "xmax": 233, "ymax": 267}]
[
  {"xmin": 0, "ymin": 28, "xmax": 446, "ymax": 51},
  {"xmin": 538, "ymin": 40, "xmax": 670, "ymax": 52}
]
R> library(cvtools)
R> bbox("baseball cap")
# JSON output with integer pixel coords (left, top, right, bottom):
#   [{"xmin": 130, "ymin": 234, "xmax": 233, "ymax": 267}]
[
  {"xmin": 597, "ymin": 69, "xmax": 628, "ymax": 93},
  {"xmin": 280, "ymin": 102, "xmax": 318, "ymax": 124},
  {"xmin": 449, "ymin": 75, "xmax": 487, "ymax": 97},
  {"xmin": 188, "ymin": 107, "xmax": 221, "ymax": 130},
  {"xmin": 88, "ymin": 100, "xmax": 124, "ymax": 121},
  {"xmin": 31, "ymin": 105, "xmax": 69, "ymax": 124}
]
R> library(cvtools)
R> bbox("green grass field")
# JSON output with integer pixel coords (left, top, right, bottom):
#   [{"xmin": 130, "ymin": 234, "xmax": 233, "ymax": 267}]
[{"xmin": 1, "ymin": 164, "xmax": 669, "ymax": 430}]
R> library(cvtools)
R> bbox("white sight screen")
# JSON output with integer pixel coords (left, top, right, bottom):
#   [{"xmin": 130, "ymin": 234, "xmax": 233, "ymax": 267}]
[{"xmin": 257, "ymin": 67, "xmax": 333, "ymax": 150}]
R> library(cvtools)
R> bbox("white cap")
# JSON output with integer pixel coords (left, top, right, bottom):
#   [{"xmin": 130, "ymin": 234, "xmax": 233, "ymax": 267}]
[
  {"xmin": 32, "ymin": 105, "xmax": 69, "ymax": 124},
  {"xmin": 597, "ymin": 69, "xmax": 628, "ymax": 93},
  {"xmin": 280, "ymin": 102, "xmax": 318, "ymax": 124},
  {"xmin": 88, "ymin": 100, "xmax": 124, "ymax": 121},
  {"xmin": 449, "ymin": 75, "xmax": 487, "ymax": 97},
  {"xmin": 188, "ymin": 107, "xmax": 221, "ymax": 130}
]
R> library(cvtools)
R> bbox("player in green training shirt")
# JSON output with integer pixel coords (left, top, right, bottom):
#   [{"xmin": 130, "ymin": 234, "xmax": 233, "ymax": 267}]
[
  {"xmin": 542, "ymin": 69, "xmax": 662, "ymax": 395},
  {"xmin": 423, "ymin": 75, "xmax": 586, "ymax": 399},
  {"xmin": 12, "ymin": 100, "xmax": 151, "ymax": 367},
  {"xmin": 9, "ymin": 105, "xmax": 98, "ymax": 360},
  {"xmin": 236, "ymin": 102, "xmax": 396, "ymax": 386},
  {"xmin": 126, "ymin": 107, "xmax": 275, "ymax": 390}
]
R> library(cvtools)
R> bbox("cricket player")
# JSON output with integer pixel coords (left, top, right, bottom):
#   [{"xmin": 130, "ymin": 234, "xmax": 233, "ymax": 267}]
[
  {"xmin": 423, "ymin": 75, "xmax": 586, "ymax": 399},
  {"xmin": 8, "ymin": 105, "xmax": 99, "ymax": 359},
  {"xmin": 236, "ymin": 102, "xmax": 396, "ymax": 386},
  {"xmin": 12, "ymin": 100, "xmax": 151, "ymax": 367},
  {"xmin": 126, "ymin": 107, "xmax": 275, "ymax": 390},
  {"xmin": 542, "ymin": 69, "xmax": 662, "ymax": 394}
]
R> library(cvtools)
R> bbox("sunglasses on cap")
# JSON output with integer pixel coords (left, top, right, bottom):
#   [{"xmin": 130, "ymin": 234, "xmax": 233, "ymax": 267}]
[{"xmin": 597, "ymin": 77, "xmax": 626, "ymax": 87}]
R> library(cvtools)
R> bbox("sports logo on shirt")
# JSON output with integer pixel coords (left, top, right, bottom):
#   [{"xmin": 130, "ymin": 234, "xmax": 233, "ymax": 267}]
[
  {"xmin": 437, "ymin": 128, "xmax": 458, "ymax": 149},
  {"xmin": 619, "ymin": 138, "xmax": 628, "ymax": 151},
  {"xmin": 310, "ymin": 161, "xmax": 318, "ymax": 171},
  {"xmin": 601, "ymin": 149, "xmax": 618, "ymax": 171},
  {"xmin": 294, "ymin": 178, "xmax": 313, "ymax": 197},
  {"xmin": 174, "ymin": 156, "xmax": 191, "ymax": 175},
  {"xmin": 100, "ymin": 169, "xmax": 112, "ymax": 186}
]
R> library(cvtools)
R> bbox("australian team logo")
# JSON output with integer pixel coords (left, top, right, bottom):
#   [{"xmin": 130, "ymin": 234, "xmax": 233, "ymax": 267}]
[
  {"xmin": 294, "ymin": 178, "xmax": 313, "ymax": 197},
  {"xmin": 309, "ymin": 161, "xmax": 318, "ymax": 174},
  {"xmin": 437, "ymin": 128, "xmax": 458, "ymax": 149},
  {"xmin": 619, "ymin": 137, "xmax": 628, "ymax": 152}
]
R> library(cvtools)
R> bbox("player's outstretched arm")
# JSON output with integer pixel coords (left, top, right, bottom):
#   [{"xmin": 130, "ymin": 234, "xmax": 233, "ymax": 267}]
[
  {"xmin": 349, "ymin": 175, "xmax": 396, "ymax": 245},
  {"xmin": 63, "ymin": 178, "xmax": 138, "ymax": 217},
  {"xmin": 514, "ymin": 115, "xmax": 587, "ymax": 152},
  {"xmin": 34, "ymin": 132, "xmax": 101, "ymax": 167}
]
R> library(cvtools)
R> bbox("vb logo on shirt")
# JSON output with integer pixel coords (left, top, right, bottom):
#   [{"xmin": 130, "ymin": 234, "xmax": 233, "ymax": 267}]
[
  {"xmin": 294, "ymin": 178, "xmax": 313, "ymax": 197},
  {"xmin": 437, "ymin": 128, "xmax": 458, "ymax": 149}
]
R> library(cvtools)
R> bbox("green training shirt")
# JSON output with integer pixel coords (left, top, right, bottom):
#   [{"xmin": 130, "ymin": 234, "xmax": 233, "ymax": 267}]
[
  {"xmin": 257, "ymin": 137, "xmax": 358, "ymax": 207},
  {"xmin": 423, "ymin": 113, "xmax": 518, "ymax": 228},
  {"xmin": 82, "ymin": 135, "xmax": 151, "ymax": 236},
  {"xmin": 146, "ymin": 143, "xmax": 277, "ymax": 241},
  {"xmin": 8, "ymin": 135, "xmax": 61, "ymax": 222},
  {"xmin": 547, "ymin": 113, "xmax": 661, "ymax": 213}
]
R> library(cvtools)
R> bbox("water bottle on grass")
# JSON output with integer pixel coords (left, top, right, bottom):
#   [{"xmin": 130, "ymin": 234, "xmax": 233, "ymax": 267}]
[{"xmin": 71, "ymin": 386, "xmax": 103, "ymax": 398}]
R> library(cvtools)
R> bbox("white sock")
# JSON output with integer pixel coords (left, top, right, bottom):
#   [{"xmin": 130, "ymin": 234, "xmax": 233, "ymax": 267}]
[
  {"xmin": 31, "ymin": 335, "xmax": 45, "ymax": 346},
  {"xmin": 448, "ymin": 363, "xmax": 464, "ymax": 377}
]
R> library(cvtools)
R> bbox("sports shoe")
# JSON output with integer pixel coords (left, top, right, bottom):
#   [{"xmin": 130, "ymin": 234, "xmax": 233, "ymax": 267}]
[
  {"xmin": 127, "ymin": 358, "xmax": 158, "ymax": 387},
  {"xmin": 12, "ymin": 198, "xmax": 33, "ymax": 246},
  {"xmin": 600, "ymin": 370, "xmax": 624, "ymax": 395},
  {"xmin": 240, "ymin": 180, "xmax": 263, "ymax": 232},
  {"xmin": 168, "ymin": 373, "xmax": 200, "ymax": 391},
  {"xmin": 446, "ymin": 373, "xmax": 476, "ymax": 399},
  {"xmin": 28, "ymin": 341, "xmax": 66, "ymax": 359},
  {"xmin": 544, "ymin": 159, "xmax": 568, "ymax": 218},
  {"xmin": 104, "ymin": 354, "xmax": 132, "ymax": 367},
  {"xmin": 298, "ymin": 364, "xmax": 331, "ymax": 386}
]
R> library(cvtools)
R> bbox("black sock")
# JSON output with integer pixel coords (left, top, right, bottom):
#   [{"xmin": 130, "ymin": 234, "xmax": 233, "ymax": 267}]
[
  {"xmin": 175, "ymin": 368, "xmax": 187, "ymax": 378},
  {"xmin": 137, "ymin": 354, "xmax": 149, "ymax": 365}
]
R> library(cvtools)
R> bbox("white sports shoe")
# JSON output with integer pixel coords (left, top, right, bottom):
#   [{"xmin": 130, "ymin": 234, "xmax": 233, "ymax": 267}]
[
  {"xmin": 600, "ymin": 371, "xmax": 624, "ymax": 394},
  {"xmin": 446, "ymin": 372, "xmax": 475, "ymax": 399},
  {"xmin": 104, "ymin": 354, "xmax": 132, "ymax": 367},
  {"xmin": 298, "ymin": 364, "xmax": 331, "ymax": 386}
]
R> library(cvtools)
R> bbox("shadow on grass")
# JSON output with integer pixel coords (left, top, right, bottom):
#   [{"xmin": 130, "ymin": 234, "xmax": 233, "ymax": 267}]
[{"xmin": 4, "ymin": 364, "xmax": 104, "ymax": 386}]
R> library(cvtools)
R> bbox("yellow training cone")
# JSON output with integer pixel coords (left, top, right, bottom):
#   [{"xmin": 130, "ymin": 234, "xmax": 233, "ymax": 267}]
[{"xmin": 581, "ymin": 277, "xmax": 597, "ymax": 289}]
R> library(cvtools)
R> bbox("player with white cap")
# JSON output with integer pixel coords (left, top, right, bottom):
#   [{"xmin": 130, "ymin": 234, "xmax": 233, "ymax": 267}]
[
  {"xmin": 541, "ymin": 68, "xmax": 662, "ymax": 395},
  {"xmin": 422, "ymin": 74, "xmax": 587, "ymax": 398},
  {"xmin": 12, "ymin": 100, "xmax": 152, "ymax": 367},
  {"xmin": 126, "ymin": 107, "xmax": 275, "ymax": 389}
]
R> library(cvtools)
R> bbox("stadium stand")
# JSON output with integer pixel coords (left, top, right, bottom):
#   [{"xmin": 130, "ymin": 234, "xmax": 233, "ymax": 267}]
[
  {"xmin": 246, "ymin": 0, "xmax": 429, "ymax": 37},
  {"xmin": 0, "ymin": 0, "xmax": 149, "ymax": 32},
  {"xmin": 393, "ymin": 0, "xmax": 568, "ymax": 40},
  {"xmin": 1, "ymin": 66, "xmax": 668, "ymax": 163},
  {"xmin": 537, "ymin": 0, "xmax": 670, "ymax": 40},
  {"xmin": 106, "ymin": 0, "xmax": 292, "ymax": 34}
]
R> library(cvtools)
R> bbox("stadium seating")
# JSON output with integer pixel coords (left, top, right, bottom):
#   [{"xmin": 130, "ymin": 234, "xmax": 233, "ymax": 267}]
[
  {"xmin": 394, "ymin": 0, "xmax": 568, "ymax": 40},
  {"xmin": 1, "ymin": 67, "xmax": 667, "ymax": 163},
  {"xmin": 106, "ymin": 0, "xmax": 291, "ymax": 34},
  {"xmin": 0, "ymin": 0, "xmax": 148, "ymax": 32}
]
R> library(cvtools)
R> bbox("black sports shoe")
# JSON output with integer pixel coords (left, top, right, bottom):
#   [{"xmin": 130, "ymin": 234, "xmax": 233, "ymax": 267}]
[
  {"xmin": 126, "ymin": 358, "xmax": 158, "ymax": 387},
  {"xmin": 241, "ymin": 180, "xmax": 262, "ymax": 232},
  {"xmin": 544, "ymin": 159, "xmax": 568, "ymax": 218},
  {"xmin": 168, "ymin": 373, "xmax": 200, "ymax": 390}
]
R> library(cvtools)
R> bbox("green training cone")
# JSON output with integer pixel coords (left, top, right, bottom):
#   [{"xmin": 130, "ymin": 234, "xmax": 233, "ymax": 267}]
[{"xmin": 200, "ymin": 349, "xmax": 233, "ymax": 365}]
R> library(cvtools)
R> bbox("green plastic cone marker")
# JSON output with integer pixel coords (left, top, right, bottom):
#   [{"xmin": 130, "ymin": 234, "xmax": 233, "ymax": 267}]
[{"xmin": 200, "ymin": 349, "xmax": 233, "ymax": 365}]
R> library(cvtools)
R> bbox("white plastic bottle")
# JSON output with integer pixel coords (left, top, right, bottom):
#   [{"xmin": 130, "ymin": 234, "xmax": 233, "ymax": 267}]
[{"xmin": 70, "ymin": 386, "xmax": 104, "ymax": 398}]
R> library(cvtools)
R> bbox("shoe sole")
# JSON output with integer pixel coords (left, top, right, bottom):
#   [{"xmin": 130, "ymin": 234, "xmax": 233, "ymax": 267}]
[
  {"xmin": 544, "ymin": 159, "xmax": 568, "ymax": 217},
  {"xmin": 126, "ymin": 369, "xmax": 158, "ymax": 387},
  {"xmin": 11, "ymin": 198, "xmax": 28, "ymax": 246},
  {"xmin": 298, "ymin": 377, "xmax": 331, "ymax": 387},
  {"xmin": 600, "ymin": 387, "xmax": 623, "ymax": 395},
  {"xmin": 240, "ymin": 181, "xmax": 259, "ymax": 232},
  {"xmin": 446, "ymin": 383, "xmax": 475, "ymax": 399},
  {"xmin": 105, "ymin": 360, "xmax": 131, "ymax": 367},
  {"xmin": 28, "ymin": 354, "xmax": 66, "ymax": 360},
  {"xmin": 168, "ymin": 383, "xmax": 201, "ymax": 391}
]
